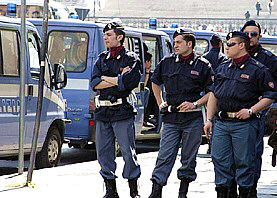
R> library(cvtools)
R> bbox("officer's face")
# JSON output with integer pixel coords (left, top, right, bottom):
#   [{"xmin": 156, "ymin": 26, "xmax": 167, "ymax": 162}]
[
  {"xmin": 243, "ymin": 26, "xmax": 261, "ymax": 47},
  {"xmin": 226, "ymin": 38, "xmax": 244, "ymax": 59},
  {"xmin": 174, "ymin": 35, "xmax": 192, "ymax": 56},
  {"xmin": 104, "ymin": 29, "xmax": 122, "ymax": 48}
]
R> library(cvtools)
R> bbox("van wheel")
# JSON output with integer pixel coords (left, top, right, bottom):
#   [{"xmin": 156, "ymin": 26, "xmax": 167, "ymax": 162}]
[{"xmin": 35, "ymin": 126, "xmax": 62, "ymax": 169}]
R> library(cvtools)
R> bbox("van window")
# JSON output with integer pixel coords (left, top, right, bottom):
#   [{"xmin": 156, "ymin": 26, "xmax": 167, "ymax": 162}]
[
  {"xmin": 48, "ymin": 31, "xmax": 89, "ymax": 73},
  {"xmin": 143, "ymin": 36, "xmax": 161, "ymax": 69},
  {"xmin": 164, "ymin": 38, "xmax": 173, "ymax": 55},
  {"xmin": 0, "ymin": 30, "xmax": 19, "ymax": 76},
  {"xmin": 262, "ymin": 44, "xmax": 277, "ymax": 56},
  {"xmin": 28, "ymin": 32, "xmax": 40, "ymax": 71},
  {"xmin": 195, "ymin": 39, "xmax": 209, "ymax": 55}
]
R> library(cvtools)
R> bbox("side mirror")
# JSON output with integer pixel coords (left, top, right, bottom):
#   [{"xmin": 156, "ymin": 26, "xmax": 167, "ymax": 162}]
[{"xmin": 53, "ymin": 63, "xmax": 67, "ymax": 90}]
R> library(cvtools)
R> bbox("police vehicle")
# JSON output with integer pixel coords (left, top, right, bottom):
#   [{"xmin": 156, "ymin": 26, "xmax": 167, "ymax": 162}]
[
  {"xmin": 0, "ymin": 17, "xmax": 67, "ymax": 168},
  {"xmin": 29, "ymin": 19, "xmax": 172, "ymax": 150}
]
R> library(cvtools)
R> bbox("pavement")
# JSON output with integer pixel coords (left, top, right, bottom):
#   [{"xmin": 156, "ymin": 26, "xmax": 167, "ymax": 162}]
[{"xmin": 0, "ymin": 138, "xmax": 276, "ymax": 198}]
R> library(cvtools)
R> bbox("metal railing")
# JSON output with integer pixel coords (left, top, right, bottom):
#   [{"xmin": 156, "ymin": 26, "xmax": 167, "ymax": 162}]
[{"xmin": 87, "ymin": 16, "xmax": 277, "ymax": 35}]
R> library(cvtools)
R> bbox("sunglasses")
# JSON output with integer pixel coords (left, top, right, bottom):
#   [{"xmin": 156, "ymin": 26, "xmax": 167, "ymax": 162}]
[
  {"xmin": 226, "ymin": 42, "xmax": 240, "ymax": 47},
  {"xmin": 246, "ymin": 32, "xmax": 259, "ymax": 37}
]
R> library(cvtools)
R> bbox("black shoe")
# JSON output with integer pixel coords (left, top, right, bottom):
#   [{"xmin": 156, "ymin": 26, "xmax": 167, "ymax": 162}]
[
  {"xmin": 250, "ymin": 183, "xmax": 257, "ymax": 198},
  {"xmin": 216, "ymin": 186, "xmax": 228, "ymax": 198},
  {"xmin": 148, "ymin": 180, "xmax": 163, "ymax": 198},
  {"xmin": 228, "ymin": 179, "xmax": 238, "ymax": 198},
  {"xmin": 178, "ymin": 179, "xmax": 190, "ymax": 198},
  {"xmin": 238, "ymin": 186, "xmax": 251, "ymax": 198},
  {"xmin": 103, "ymin": 179, "xmax": 120, "ymax": 198},
  {"xmin": 128, "ymin": 179, "xmax": 140, "ymax": 198}
]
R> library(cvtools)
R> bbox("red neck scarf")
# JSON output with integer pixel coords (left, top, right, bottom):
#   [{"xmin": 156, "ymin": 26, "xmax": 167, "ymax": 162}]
[
  {"xmin": 180, "ymin": 52, "xmax": 194, "ymax": 62},
  {"xmin": 233, "ymin": 54, "xmax": 249, "ymax": 65},
  {"xmin": 110, "ymin": 45, "xmax": 124, "ymax": 58}
]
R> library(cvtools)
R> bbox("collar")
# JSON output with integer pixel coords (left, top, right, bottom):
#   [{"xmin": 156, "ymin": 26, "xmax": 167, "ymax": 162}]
[
  {"xmin": 175, "ymin": 52, "xmax": 195, "ymax": 65},
  {"xmin": 107, "ymin": 46, "xmax": 125, "ymax": 60},
  {"xmin": 229, "ymin": 54, "xmax": 249, "ymax": 69}
]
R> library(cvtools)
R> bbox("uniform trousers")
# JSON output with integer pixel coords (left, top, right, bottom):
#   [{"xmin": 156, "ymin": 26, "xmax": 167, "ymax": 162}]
[
  {"xmin": 212, "ymin": 118, "xmax": 260, "ymax": 188},
  {"xmin": 96, "ymin": 117, "xmax": 141, "ymax": 180},
  {"xmin": 151, "ymin": 117, "xmax": 203, "ymax": 186}
]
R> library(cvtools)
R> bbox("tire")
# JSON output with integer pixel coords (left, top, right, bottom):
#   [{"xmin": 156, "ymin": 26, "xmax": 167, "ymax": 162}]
[{"xmin": 35, "ymin": 126, "xmax": 62, "ymax": 169}]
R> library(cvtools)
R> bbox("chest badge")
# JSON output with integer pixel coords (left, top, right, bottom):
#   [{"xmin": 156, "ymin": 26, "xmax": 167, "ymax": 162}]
[
  {"xmin": 240, "ymin": 74, "xmax": 249, "ymax": 79},
  {"xmin": 191, "ymin": 70, "xmax": 199, "ymax": 76}
]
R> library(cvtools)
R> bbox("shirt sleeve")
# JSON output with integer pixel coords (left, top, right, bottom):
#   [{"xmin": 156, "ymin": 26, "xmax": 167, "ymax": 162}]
[
  {"xmin": 120, "ymin": 54, "xmax": 141, "ymax": 91},
  {"xmin": 258, "ymin": 67, "xmax": 277, "ymax": 99},
  {"xmin": 91, "ymin": 57, "xmax": 103, "ymax": 92},
  {"xmin": 151, "ymin": 60, "xmax": 163, "ymax": 85},
  {"xmin": 202, "ymin": 64, "xmax": 214, "ymax": 93}
]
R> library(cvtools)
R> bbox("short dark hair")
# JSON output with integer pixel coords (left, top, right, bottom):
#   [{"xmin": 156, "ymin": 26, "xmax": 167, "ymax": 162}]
[
  {"xmin": 210, "ymin": 34, "xmax": 222, "ymax": 47},
  {"xmin": 236, "ymin": 37, "xmax": 251, "ymax": 51},
  {"xmin": 113, "ymin": 29, "xmax": 126, "ymax": 45},
  {"xmin": 182, "ymin": 34, "xmax": 196, "ymax": 49},
  {"xmin": 144, "ymin": 52, "xmax": 152, "ymax": 62}
]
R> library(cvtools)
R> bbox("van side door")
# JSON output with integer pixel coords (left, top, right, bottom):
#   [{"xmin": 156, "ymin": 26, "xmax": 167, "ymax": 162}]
[{"xmin": 0, "ymin": 29, "xmax": 21, "ymax": 152}]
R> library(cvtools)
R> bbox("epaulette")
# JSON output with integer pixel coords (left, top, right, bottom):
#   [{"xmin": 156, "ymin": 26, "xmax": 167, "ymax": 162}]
[
  {"xmin": 162, "ymin": 53, "xmax": 175, "ymax": 60},
  {"xmin": 261, "ymin": 48, "xmax": 273, "ymax": 57},
  {"xmin": 250, "ymin": 58, "xmax": 264, "ymax": 68},
  {"xmin": 98, "ymin": 50, "xmax": 109, "ymax": 57},
  {"xmin": 126, "ymin": 51, "xmax": 137, "ymax": 58},
  {"xmin": 198, "ymin": 56, "xmax": 211, "ymax": 67}
]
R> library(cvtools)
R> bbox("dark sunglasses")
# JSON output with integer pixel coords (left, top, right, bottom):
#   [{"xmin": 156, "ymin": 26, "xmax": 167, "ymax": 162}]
[
  {"xmin": 226, "ymin": 42, "xmax": 240, "ymax": 47},
  {"xmin": 246, "ymin": 32, "xmax": 259, "ymax": 37}
]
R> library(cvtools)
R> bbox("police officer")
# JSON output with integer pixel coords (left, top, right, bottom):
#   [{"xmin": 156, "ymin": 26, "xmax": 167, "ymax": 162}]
[
  {"xmin": 204, "ymin": 31, "xmax": 277, "ymax": 198},
  {"xmin": 148, "ymin": 29, "xmax": 213, "ymax": 198},
  {"xmin": 91, "ymin": 22, "xmax": 141, "ymax": 198},
  {"xmin": 203, "ymin": 33, "xmax": 228, "ymax": 72},
  {"xmin": 241, "ymin": 20, "xmax": 277, "ymax": 197}
]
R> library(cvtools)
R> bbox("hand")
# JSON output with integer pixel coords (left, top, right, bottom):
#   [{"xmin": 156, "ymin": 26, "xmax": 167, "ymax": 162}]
[
  {"xmin": 121, "ymin": 66, "xmax": 131, "ymax": 75},
  {"xmin": 236, "ymin": 108, "xmax": 251, "ymax": 120},
  {"xmin": 177, "ymin": 101, "xmax": 195, "ymax": 112},
  {"xmin": 203, "ymin": 120, "xmax": 213, "ymax": 140},
  {"xmin": 159, "ymin": 101, "xmax": 168, "ymax": 110}
]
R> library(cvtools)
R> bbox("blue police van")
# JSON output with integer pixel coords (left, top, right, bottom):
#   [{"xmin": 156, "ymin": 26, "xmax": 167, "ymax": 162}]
[
  {"xmin": 0, "ymin": 17, "xmax": 67, "ymax": 168},
  {"xmin": 29, "ymin": 19, "xmax": 172, "ymax": 150}
]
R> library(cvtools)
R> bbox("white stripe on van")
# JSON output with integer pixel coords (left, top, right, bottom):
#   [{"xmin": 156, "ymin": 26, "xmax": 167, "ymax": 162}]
[
  {"xmin": 64, "ymin": 78, "xmax": 89, "ymax": 90},
  {"xmin": 0, "ymin": 84, "xmax": 65, "ymax": 111}
]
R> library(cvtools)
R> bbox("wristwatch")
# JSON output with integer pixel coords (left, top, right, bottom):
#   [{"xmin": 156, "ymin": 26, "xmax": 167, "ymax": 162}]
[
  {"xmin": 248, "ymin": 108, "xmax": 253, "ymax": 116},
  {"xmin": 193, "ymin": 101, "xmax": 198, "ymax": 109}
]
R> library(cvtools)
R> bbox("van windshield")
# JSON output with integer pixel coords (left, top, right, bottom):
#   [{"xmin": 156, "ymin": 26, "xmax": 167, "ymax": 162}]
[{"xmin": 48, "ymin": 31, "xmax": 89, "ymax": 73}]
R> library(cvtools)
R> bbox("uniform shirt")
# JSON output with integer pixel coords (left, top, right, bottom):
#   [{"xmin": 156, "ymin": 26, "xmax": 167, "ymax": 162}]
[
  {"xmin": 249, "ymin": 44, "xmax": 277, "ymax": 81},
  {"xmin": 151, "ymin": 53, "xmax": 213, "ymax": 124},
  {"xmin": 203, "ymin": 47, "xmax": 228, "ymax": 72},
  {"xmin": 91, "ymin": 48, "xmax": 141, "ymax": 122},
  {"xmin": 213, "ymin": 56, "xmax": 277, "ymax": 112}
]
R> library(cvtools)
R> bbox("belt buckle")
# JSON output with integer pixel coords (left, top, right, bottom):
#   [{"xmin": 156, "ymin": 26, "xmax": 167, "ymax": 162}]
[
  {"xmin": 227, "ymin": 112, "xmax": 236, "ymax": 118},
  {"xmin": 104, "ymin": 101, "xmax": 110, "ymax": 106}
]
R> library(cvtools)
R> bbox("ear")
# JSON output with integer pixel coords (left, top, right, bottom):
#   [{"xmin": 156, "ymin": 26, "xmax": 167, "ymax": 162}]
[
  {"xmin": 239, "ymin": 42, "xmax": 246, "ymax": 50},
  {"xmin": 117, "ymin": 35, "xmax": 123, "ymax": 42},
  {"xmin": 187, "ymin": 41, "xmax": 193, "ymax": 48}
]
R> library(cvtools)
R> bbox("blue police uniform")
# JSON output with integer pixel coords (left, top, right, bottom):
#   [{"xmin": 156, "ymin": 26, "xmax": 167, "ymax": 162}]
[
  {"xmin": 91, "ymin": 48, "xmax": 141, "ymax": 180},
  {"xmin": 203, "ymin": 48, "xmax": 228, "ymax": 72},
  {"xmin": 211, "ymin": 55, "xmax": 277, "ymax": 191},
  {"xmin": 150, "ymin": 52, "xmax": 213, "ymax": 186},
  {"xmin": 248, "ymin": 43, "xmax": 277, "ymax": 185}
]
